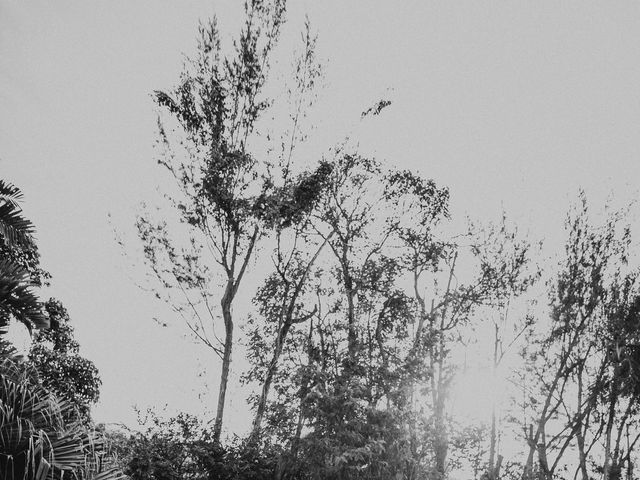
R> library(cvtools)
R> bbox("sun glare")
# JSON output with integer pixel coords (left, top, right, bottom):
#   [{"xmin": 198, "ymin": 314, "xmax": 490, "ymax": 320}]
[{"xmin": 449, "ymin": 366, "xmax": 509, "ymax": 425}]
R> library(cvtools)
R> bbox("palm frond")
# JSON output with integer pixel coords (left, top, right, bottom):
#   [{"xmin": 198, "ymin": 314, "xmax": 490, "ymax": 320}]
[
  {"xmin": 0, "ymin": 202, "xmax": 34, "ymax": 249},
  {"xmin": 0, "ymin": 259, "xmax": 47, "ymax": 331},
  {"xmin": 0, "ymin": 180, "xmax": 24, "ymax": 208},
  {"xmin": 0, "ymin": 180, "xmax": 34, "ymax": 249},
  {"xmin": 0, "ymin": 356, "xmax": 128, "ymax": 479}
]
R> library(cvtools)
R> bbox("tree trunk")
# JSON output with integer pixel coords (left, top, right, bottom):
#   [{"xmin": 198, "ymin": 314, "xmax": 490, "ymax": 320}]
[
  {"xmin": 494, "ymin": 455, "xmax": 503, "ymax": 480},
  {"xmin": 345, "ymin": 276, "xmax": 357, "ymax": 361},
  {"xmin": 536, "ymin": 428, "xmax": 551, "ymax": 480},
  {"xmin": 251, "ymin": 359, "xmax": 276, "ymax": 439},
  {"xmin": 292, "ymin": 320, "xmax": 315, "ymax": 459},
  {"xmin": 433, "ymin": 389, "xmax": 448, "ymax": 478},
  {"xmin": 523, "ymin": 424, "xmax": 535, "ymax": 480},
  {"xmin": 576, "ymin": 428, "xmax": 589, "ymax": 480},
  {"xmin": 489, "ymin": 403, "xmax": 498, "ymax": 478},
  {"xmin": 576, "ymin": 365, "xmax": 590, "ymax": 480},
  {"xmin": 213, "ymin": 227, "xmax": 259, "ymax": 443},
  {"xmin": 488, "ymin": 322, "xmax": 499, "ymax": 479},
  {"xmin": 251, "ymin": 234, "xmax": 326, "ymax": 440},
  {"xmin": 250, "ymin": 325, "xmax": 288, "ymax": 439},
  {"xmin": 291, "ymin": 402, "xmax": 305, "ymax": 458},
  {"xmin": 432, "ymin": 253, "xmax": 457, "ymax": 479},
  {"xmin": 626, "ymin": 425, "xmax": 633, "ymax": 480},
  {"xmin": 603, "ymin": 372, "xmax": 621, "ymax": 480},
  {"xmin": 522, "ymin": 329, "xmax": 583, "ymax": 480},
  {"xmin": 213, "ymin": 281, "xmax": 234, "ymax": 443}
]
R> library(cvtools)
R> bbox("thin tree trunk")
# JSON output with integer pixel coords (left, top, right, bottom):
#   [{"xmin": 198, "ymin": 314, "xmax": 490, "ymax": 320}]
[
  {"xmin": 489, "ymin": 403, "xmax": 498, "ymax": 478},
  {"xmin": 251, "ymin": 354, "xmax": 280, "ymax": 438},
  {"xmin": 213, "ymin": 280, "xmax": 234, "ymax": 443},
  {"xmin": 433, "ymin": 338, "xmax": 448, "ymax": 478},
  {"xmin": 212, "ymin": 278, "xmax": 236, "ymax": 444},
  {"xmin": 292, "ymin": 403, "xmax": 305, "ymax": 458},
  {"xmin": 251, "ymin": 237, "xmax": 328, "ymax": 439},
  {"xmin": 524, "ymin": 424, "xmax": 536, "ymax": 480},
  {"xmin": 345, "ymin": 275, "xmax": 357, "ymax": 361},
  {"xmin": 576, "ymin": 363, "xmax": 590, "ymax": 480},
  {"xmin": 489, "ymin": 323, "xmax": 499, "ymax": 479},
  {"xmin": 292, "ymin": 320, "xmax": 315, "ymax": 459},
  {"xmin": 522, "ymin": 326, "xmax": 584, "ymax": 480},
  {"xmin": 494, "ymin": 455, "xmax": 503, "ymax": 480},
  {"xmin": 626, "ymin": 425, "xmax": 633, "ymax": 480},
  {"xmin": 537, "ymin": 427, "xmax": 551, "ymax": 480},
  {"xmin": 250, "ymin": 326, "xmax": 287, "ymax": 439},
  {"xmin": 432, "ymin": 254, "xmax": 458, "ymax": 479},
  {"xmin": 212, "ymin": 226, "xmax": 259, "ymax": 443},
  {"xmin": 433, "ymin": 392, "xmax": 448, "ymax": 478},
  {"xmin": 576, "ymin": 428, "xmax": 589, "ymax": 480},
  {"xmin": 603, "ymin": 372, "xmax": 620, "ymax": 480}
]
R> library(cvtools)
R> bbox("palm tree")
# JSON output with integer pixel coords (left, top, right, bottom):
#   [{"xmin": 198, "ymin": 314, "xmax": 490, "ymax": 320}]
[
  {"xmin": 0, "ymin": 179, "xmax": 47, "ymax": 330},
  {"xmin": 0, "ymin": 179, "xmax": 124, "ymax": 478},
  {"xmin": 0, "ymin": 348, "xmax": 126, "ymax": 479}
]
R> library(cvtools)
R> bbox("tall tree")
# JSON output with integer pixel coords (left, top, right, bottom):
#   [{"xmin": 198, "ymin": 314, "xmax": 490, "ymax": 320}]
[
  {"xmin": 137, "ymin": 0, "xmax": 332, "ymax": 443},
  {"xmin": 138, "ymin": 2, "xmax": 285, "ymax": 443}
]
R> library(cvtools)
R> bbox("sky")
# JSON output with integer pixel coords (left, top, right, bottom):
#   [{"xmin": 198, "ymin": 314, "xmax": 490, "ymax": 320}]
[{"xmin": 2, "ymin": 1, "xmax": 640, "ymax": 436}]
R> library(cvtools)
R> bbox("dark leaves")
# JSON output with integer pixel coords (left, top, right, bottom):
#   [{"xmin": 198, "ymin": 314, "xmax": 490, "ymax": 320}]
[{"xmin": 0, "ymin": 259, "xmax": 47, "ymax": 331}]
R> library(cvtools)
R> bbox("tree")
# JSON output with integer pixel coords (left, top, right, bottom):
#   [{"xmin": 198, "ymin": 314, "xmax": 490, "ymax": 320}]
[
  {"xmin": 246, "ymin": 194, "xmax": 332, "ymax": 440},
  {"xmin": 392, "ymin": 204, "xmax": 537, "ymax": 479},
  {"xmin": 136, "ymin": 0, "xmax": 335, "ymax": 443},
  {"xmin": 29, "ymin": 298, "xmax": 102, "ymax": 421},
  {"xmin": 136, "ymin": 1, "xmax": 288, "ymax": 443},
  {"xmin": 243, "ymin": 151, "xmax": 458, "ymax": 479},
  {"xmin": 240, "ymin": 143, "xmax": 545, "ymax": 479},
  {"xmin": 518, "ymin": 193, "xmax": 640, "ymax": 480},
  {"xmin": 595, "ymin": 267, "xmax": 640, "ymax": 480}
]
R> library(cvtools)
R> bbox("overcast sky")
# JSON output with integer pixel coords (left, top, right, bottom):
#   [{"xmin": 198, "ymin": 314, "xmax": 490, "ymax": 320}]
[{"xmin": 2, "ymin": 1, "xmax": 640, "ymax": 435}]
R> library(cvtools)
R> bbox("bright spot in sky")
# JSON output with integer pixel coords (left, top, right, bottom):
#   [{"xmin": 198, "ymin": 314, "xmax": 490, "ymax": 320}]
[{"xmin": 449, "ymin": 366, "xmax": 508, "ymax": 425}]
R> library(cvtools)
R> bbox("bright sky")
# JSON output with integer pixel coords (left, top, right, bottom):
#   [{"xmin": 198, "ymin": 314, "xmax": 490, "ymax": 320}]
[{"xmin": 2, "ymin": 1, "xmax": 640, "ymax": 437}]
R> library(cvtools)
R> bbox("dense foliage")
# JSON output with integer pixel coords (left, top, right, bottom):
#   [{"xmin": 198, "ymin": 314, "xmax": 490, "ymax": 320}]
[
  {"xmin": 0, "ymin": 180, "xmax": 123, "ymax": 479},
  {"xmin": 29, "ymin": 299, "xmax": 102, "ymax": 421},
  {"xmin": 108, "ymin": 413, "xmax": 294, "ymax": 480},
  {"xmin": 0, "ymin": 351, "xmax": 123, "ymax": 480}
]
